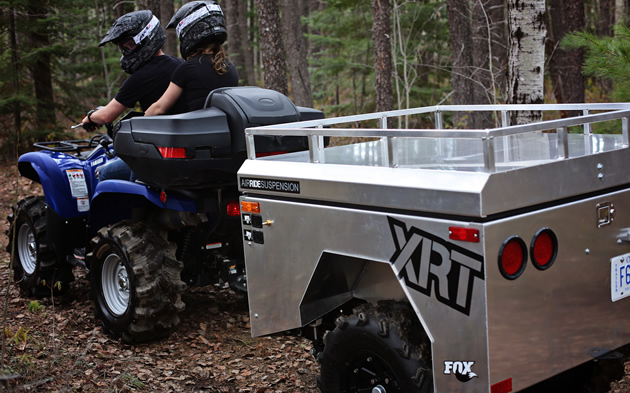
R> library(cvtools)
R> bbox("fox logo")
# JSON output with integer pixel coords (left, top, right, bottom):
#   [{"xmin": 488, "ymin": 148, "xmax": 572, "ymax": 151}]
[
  {"xmin": 444, "ymin": 361, "xmax": 478, "ymax": 382},
  {"xmin": 388, "ymin": 217, "xmax": 484, "ymax": 315}
]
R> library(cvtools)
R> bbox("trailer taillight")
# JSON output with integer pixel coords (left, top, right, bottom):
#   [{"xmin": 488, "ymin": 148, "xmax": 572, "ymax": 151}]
[
  {"xmin": 498, "ymin": 236, "xmax": 527, "ymax": 280},
  {"xmin": 449, "ymin": 226, "xmax": 479, "ymax": 242},
  {"xmin": 491, "ymin": 378, "xmax": 513, "ymax": 393},
  {"xmin": 530, "ymin": 228, "xmax": 557, "ymax": 270},
  {"xmin": 226, "ymin": 201, "xmax": 241, "ymax": 216},
  {"xmin": 158, "ymin": 147, "xmax": 188, "ymax": 158}
]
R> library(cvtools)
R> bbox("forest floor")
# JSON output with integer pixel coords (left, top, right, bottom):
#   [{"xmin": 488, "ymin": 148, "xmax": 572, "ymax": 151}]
[{"xmin": 0, "ymin": 159, "xmax": 630, "ymax": 393}]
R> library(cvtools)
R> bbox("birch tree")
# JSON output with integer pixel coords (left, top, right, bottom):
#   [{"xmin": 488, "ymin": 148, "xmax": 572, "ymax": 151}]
[{"xmin": 506, "ymin": 0, "xmax": 546, "ymax": 124}]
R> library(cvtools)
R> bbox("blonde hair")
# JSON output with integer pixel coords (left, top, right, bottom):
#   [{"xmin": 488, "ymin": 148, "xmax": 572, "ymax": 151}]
[{"xmin": 187, "ymin": 42, "xmax": 228, "ymax": 75}]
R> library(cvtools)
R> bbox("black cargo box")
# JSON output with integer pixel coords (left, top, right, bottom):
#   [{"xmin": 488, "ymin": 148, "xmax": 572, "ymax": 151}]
[{"xmin": 114, "ymin": 87, "xmax": 324, "ymax": 189}]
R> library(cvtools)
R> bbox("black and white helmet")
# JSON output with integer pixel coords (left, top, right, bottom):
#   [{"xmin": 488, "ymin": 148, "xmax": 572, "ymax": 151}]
[
  {"xmin": 167, "ymin": 1, "xmax": 227, "ymax": 59},
  {"xmin": 99, "ymin": 10, "xmax": 166, "ymax": 74}
]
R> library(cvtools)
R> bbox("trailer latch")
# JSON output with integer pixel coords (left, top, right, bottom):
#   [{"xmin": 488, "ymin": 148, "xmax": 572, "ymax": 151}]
[{"xmin": 597, "ymin": 202, "xmax": 615, "ymax": 228}]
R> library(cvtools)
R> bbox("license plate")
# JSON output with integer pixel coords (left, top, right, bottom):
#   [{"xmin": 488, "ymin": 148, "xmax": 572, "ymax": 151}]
[{"xmin": 611, "ymin": 253, "xmax": 630, "ymax": 302}]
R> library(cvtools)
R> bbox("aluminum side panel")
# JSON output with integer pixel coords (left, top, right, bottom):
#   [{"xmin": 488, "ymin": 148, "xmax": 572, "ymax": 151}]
[
  {"xmin": 238, "ymin": 142, "xmax": 630, "ymax": 217},
  {"xmin": 242, "ymin": 197, "xmax": 490, "ymax": 392},
  {"xmin": 485, "ymin": 189, "xmax": 630, "ymax": 391}
]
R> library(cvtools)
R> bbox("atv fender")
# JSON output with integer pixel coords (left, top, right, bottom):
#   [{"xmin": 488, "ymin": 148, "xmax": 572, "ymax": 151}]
[
  {"xmin": 89, "ymin": 180, "xmax": 197, "ymax": 235},
  {"xmin": 17, "ymin": 151, "xmax": 94, "ymax": 219}
]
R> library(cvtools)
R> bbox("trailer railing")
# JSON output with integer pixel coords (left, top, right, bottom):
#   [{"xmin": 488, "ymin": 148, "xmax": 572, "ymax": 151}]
[{"xmin": 245, "ymin": 103, "xmax": 630, "ymax": 172}]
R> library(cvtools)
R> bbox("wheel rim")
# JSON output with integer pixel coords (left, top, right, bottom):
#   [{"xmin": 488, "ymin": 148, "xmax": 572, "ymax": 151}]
[
  {"xmin": 348, "ymin": 352, "xmax": 400, "ymax": 392},
  {"xmin": 101, "ymin": 253, "xmax": 130, "ymax": 317},
  {"xmin": 17, "ymin": 223, "xmax": 37, "ymax": 275}
]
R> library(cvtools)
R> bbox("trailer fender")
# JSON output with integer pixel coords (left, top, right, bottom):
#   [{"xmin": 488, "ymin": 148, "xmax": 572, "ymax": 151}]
[{"xmin": 299, "ymin": 252, "xmax": 408, "ymax": 326}]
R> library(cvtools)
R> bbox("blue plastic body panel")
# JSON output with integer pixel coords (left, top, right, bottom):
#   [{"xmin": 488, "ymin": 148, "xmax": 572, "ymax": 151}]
[
  {"xmin": 18, "ymin": 146, "xmax": 196, "ymax": 223},
  {"xmin": 18, "ymin": 149, "xmax": 110, "ymax": 219}
]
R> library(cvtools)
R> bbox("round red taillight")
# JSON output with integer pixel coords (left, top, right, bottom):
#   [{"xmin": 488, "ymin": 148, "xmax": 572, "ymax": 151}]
[
  {"xmin": 530, "ymin": 228, "xmax": 557, "ymax": 270},
  {"xmin": 498, "ymin": 236, "xmax": 527, "ymax": 280}
]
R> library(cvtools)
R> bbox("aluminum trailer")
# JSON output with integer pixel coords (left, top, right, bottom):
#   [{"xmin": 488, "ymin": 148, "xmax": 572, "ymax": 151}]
[{"xmin": 238, "ymin": 103, "xmax": 630, "ymax": 393}]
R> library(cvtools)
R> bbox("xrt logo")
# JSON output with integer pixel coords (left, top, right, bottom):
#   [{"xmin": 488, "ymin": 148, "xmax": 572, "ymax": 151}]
[{"xmin": 388, "ymin": 217, "xmax": 484, "ymax": 315}]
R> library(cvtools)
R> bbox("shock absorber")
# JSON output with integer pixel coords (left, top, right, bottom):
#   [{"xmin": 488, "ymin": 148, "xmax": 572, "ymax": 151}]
[{"xmin": 177, "ymin": 227, "xmax": 200, "ymax": 262}]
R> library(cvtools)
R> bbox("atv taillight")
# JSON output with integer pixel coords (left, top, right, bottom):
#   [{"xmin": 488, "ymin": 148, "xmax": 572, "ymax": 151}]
[
  {"xmin": 530, "ymin": 228, "xmax": 557, "ymax": 270},
  {"xmin": 226, "ymin": 201, "xmax": 241, "ymax": 216},
  {"xmin": 498, "ymin": 236, "xmax": 527, "ymax": 280},
  {"xmin": 158, "ymin": 147, "xmax": 188, "ymax": 158}
]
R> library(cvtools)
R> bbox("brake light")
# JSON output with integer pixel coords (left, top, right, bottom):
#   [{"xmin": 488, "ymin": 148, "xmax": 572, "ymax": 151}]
[
  {"xmin": 530, "ymin": 228, "xmax": 557, "ymax": 270},
  {"xmin": 158, "ymin": 147, "xmax": 188, "ymax": 158},
  {"xmin": 498, "ymin": 236, "xmax": 527, "ymax": 280},
  {"xmin": 449, "ymin": 226, "xmax": 479, "ymax": 242},
  {"xmin": 241, "ymin": 201, "xmax": 261, "ymax": 214},
  {"xmin": 256, "ymin": 151, "xmax": 287, "ymax": 157},
  {"xmin": 226, "ymin": 201, "xmax": 241, "ymax": 216},
  {"xmin": 491, "ymin": 378, "xmax": 513, "ymax": 393}
]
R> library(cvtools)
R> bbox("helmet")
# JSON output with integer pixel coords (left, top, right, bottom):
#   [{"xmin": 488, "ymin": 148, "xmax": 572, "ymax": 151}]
[
  {"xmin": 167, "ymin": 1, "xmax": 227, "ymax": 59},
  {"xmin": 99, "ymin": 10, "xmax": 166, "ymax": 74}
]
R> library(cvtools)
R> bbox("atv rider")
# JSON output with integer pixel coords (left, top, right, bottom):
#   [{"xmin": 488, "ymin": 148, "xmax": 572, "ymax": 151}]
[
  {"xmin": 81, "ymin": 10, "xmax": 183, "ymax": 180},
  {"xmin": 145, "ymin": 1, "xmax": 238, "ymax": 116}
]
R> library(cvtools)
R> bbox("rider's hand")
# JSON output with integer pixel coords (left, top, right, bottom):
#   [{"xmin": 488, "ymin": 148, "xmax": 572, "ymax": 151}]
[{"xmin": 81, "ymin": 110, "xmax": 100, "ymax": 131}]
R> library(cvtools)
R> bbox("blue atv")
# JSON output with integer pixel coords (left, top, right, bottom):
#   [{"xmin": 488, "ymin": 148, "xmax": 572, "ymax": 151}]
[{"xmin": 7, "ymin": 87, "xmax": 323, "ymax": 343}]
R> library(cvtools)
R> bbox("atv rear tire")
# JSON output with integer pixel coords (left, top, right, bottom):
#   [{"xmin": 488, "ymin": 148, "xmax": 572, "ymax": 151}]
[
  {"xmin": 318, "ymin": 301, "xmax": 433, "ymax": 393},
  {"xmin": 88, "ymin": 221, "xmax": 186, "ymax": 343},
  {"xmin": 6, "ymin": 196, "xmax": 72, "ymax": 296}
]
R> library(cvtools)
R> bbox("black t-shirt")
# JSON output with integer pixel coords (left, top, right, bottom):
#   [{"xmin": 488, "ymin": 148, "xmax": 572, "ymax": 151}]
[
  {"xmin": 171, "ymin": 55, "xmax": 239, "ymax": 113},
  {"xmin": 115, "ymin": 55, "xmax": 183, "ymax": 112}
]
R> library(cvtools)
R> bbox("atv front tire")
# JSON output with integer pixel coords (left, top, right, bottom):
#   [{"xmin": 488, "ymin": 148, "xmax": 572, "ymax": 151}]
[
  {"xmin": 7, "ymin": 196, "xmax": 72, "ymax": 296},
  {"xmin": 318, "ymin": 301, "xmax": 433, "ymax": 393},
  {"xmin": 88, "ymin": 221, "xmax": 186, "ymax": 343}
]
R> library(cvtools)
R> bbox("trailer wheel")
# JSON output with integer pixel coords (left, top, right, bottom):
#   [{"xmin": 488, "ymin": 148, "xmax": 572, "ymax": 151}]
[
  {"xmin": 88, "ymin": 221, "xmax": 186, "ymax": 343},
  {"xmin": 6, "ymin": 196, "xmax": 72, "ymax": 296},
  {"xmin": 318, "ymin": 301, "xmax": 432, "ymax": 393}
]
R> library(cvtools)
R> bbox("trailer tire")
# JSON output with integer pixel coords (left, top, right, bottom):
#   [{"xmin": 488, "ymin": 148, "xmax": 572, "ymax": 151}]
[
  {"xmin": 88, "ymin": 221, "xmax": 186, "ymax": 343},
  {"xmin": 318, "ymin": 301, "xmax": 432, "ymax": 393},
  {"xmin": 6, "ymin": 196, "xmax": 72, "ymax": 297}
]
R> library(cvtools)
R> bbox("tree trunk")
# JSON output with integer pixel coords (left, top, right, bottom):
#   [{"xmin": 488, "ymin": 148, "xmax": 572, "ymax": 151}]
[
  {"xmin": 148, "ymin": 0, "xmax": 161, "ymax": 19},
  {"xmin": 9, "ymin": 6, "xmax": 21, "ymax": 138},
  {"xmin": 488, "ymin": 0, "xmax": 507, "ymax": 101},
  {"xmin": 27, "ymin": 0, "xmax": 56, "ymax": 129},
  {"xmin": 224, "ymin": 0, "xmax": 245, "ymax": 76},
  {"xmin": 547, "ymin": 0, "xmax": 584, "ymax": 110},
  {"xmin": 471, "ymin": 0, "xmax": 496, "ymax": 128},
  {"xmin": 256, "ymin": 0, "xmax": 288, "ymax": 95},
  {"xmin": 281, "ymin": 0, "xmax": 313, "ymax": 107},
  {"xmin": 372, "ymin": 0, "xmax": 393, "ymax": 115},
  {"xmin": 599, "ymin": 0, "xmax": 615, "ymax": 36},
  {"xmin": 161, "ymin": 0, "xmax": 177, "ymax": 57},
  {"xmin": 507, "ymin": 0, "xmax": 546, "ymax": 125},
  {"xmin": 446, "ymin": 0, "xmax": 475, "ymax": 127},
  {"xmin": 238, "ymin": 0, "xmax": 256, "ymax": 85}
]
